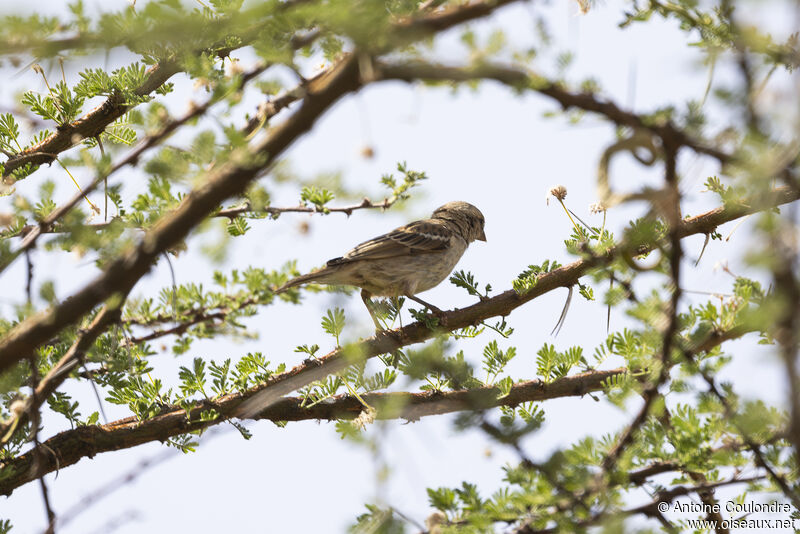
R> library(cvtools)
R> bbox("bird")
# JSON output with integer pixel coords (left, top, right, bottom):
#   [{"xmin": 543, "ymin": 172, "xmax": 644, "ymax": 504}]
[{"xmin": 275, "ymin": 201, "xmax": 486, "ymax": 329}]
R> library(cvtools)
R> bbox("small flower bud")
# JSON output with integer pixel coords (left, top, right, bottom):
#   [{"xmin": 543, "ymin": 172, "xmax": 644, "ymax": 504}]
[{"xmin": 360, "ymin": 146, "xmax": 375, "ymax": 159}]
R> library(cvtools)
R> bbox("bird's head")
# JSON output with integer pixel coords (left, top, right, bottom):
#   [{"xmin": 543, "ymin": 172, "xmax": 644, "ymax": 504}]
[{"xmin": 432, "ymin": 201, "xmax": 487, "ymax": 243}]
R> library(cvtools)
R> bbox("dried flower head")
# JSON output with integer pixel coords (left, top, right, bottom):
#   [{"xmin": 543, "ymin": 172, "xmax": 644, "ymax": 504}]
[
  {"xmin": 546, "ymin": 185, "xmax": 568, "ymax": 205},
  {"xmin": 352, "ymin": 405, "xmax": 377, "ymax": 429},
  {"xmin": 575, "ymin": 0, "xmax": 592, "ymax": 14},
  {"xmin": 589, "ymin": 202, "xmax": 607, "ymax": 214},
  {"xmin": 426, "ymin": 511, "xmax": 447, "ymax": 533}
]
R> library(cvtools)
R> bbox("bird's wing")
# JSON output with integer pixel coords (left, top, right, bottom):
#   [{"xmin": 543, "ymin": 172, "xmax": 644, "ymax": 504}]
[{"xmin": 328, "ymin": 220, "xmax": 451, "ymax": 265}]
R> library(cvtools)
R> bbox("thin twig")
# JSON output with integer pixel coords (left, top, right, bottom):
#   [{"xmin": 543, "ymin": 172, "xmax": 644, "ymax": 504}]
[
  {"xmin": 216, "ymin": 196, "xmax": 397, "ymax": 219},
  {"xmin": 514, "ymin": 475, "xmax": 765, "ymax": 534},
  {"xmin": 0, "ymin": 0, "xmax": 532, "ymax": 376},
  {"xmin": 0, "ymin": 63, "xmax": 270, "ymax": 275},
  {"xmin": 26, "ymin": 355, "xmax": 57, "ymax": 533}
]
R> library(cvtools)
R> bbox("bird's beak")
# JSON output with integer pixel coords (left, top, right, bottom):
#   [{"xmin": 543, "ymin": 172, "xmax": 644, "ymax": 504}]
[{"xmin": 477, "ymin": 229, "xmax": 487, "ymax": 242}]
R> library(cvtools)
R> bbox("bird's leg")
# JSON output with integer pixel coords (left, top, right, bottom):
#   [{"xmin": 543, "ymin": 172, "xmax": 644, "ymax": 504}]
[
  {"xmin": 405, "ymin": 294, "xmax": 447, "ymax": 324},
  {"xmin": 392, "ymin": 296, "xmax": 403, "ymax": 328},
  {"xmin": 361, "ymin": 289, "xmax": 384, "ymax": 332}
]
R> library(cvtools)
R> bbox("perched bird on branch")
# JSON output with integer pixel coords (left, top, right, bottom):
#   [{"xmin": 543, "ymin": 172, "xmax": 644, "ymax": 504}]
[{"xmin": 275, "ymin": 201, "xmax": 487, "ymax": 329}]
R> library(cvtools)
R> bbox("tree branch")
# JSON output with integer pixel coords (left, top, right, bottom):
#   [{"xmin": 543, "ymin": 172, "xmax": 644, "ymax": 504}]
[
  {"xmin": 0, "ymin": 0, "xmax": 532, "ymax": 375},
  {"xmin": 0, "ymin": 260, "xmax": 779, "ymax": 495},
  {"xmin": 597, "ymin": 139, "xmax": 683, "ymax": 477},
  {"xmin": 0, "ymin": 0, "xmax": 321, "ymax": 178},
  {"xmin": 691, "ymin": 353, "xmax": 800, "ymax": 510},
  {"xmin": 0, "ymin": 1, "xmax": 523, "ymax": 180},
  {"xmin": 515, "ymin": 475, "xmax": 765, "ymax": 534},
  {"xmin": 0, "ymin": 297, "xmax": 127, "ymax": 446},
  {"xmin": 235, "ymin": 186, "xmax": 800, "ymax": 418},
  {"xmin": 1, "ymin": 59, "xmax": 181, "ymax": 177},
  {"xmin": 2, "ymin": 194, "xmax": 400, "ymax": 241},
  {"xmin": 0, "ymin": 368, "xmax": 624, "ymax": 495},
  {"xmin": 376, "ymin": 60, "xmax": 733, "ymax": 163},
  {"xmin": 0, "ymin": 63, "xmax": 271, "ymax": 275},
  {"xmin": 215, "ymin": 195, "xmax": 399, "ymax": 219}
]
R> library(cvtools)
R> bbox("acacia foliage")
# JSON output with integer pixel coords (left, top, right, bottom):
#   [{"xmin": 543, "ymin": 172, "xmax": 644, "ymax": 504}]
[{"xmin": 0, "ymin": 0, "xmax": 799, "ymax": 533}]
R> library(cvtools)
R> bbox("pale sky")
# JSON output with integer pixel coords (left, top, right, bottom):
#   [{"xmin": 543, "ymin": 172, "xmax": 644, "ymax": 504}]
[{"xmin": 2, "ymin": 0, "xmax": 794, "ymax": 532}]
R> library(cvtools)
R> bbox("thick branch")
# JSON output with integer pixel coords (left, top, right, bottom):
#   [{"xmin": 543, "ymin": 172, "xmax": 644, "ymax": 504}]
[
  {"xmin": 0, "ymin": 299, "xmax": 126, "ymax": 445},
  {"xmin": 0, "ymin": 55, "xmax": 359, "ymax": 373},
  {"xmin": 0, "ymin": 0, "xmax": 531, "ymax": 375},
  {"xmin": 2, "ymin": 60, "xmax": 180, "ymax": 177},
  {"xmin": 0, "ymin": 368, "xmax": 624, "ymax": 495},
  {"xmin": 235, "ymin": 186, "xmax": 800, "ymax": 417},
  {"xmin": 0, "ymin": 255, "xmax": 780, "ymax": 494},
  {"xmin": 377, "ymin": 61, "xmax": 732, "ymax": 163},
  {"xmin": 1, "ymin": 2, "xmax": 523, "ymax": 180},
  {"xmin": 0, "ymin": 0, "xmax": 320, "ymax": 178},
  {"xmin": 394, "ymin": 0, "xmax": 520, "ymax": 34},
  {"xmin": 0, "ymin": 64, "xmax": 271, "ymax": 275}
]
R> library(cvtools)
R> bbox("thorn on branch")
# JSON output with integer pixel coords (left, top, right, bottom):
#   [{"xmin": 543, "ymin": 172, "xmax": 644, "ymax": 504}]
[{"xmin": 694, "ymin": 232, "xmax": 711, "ymax": 266}]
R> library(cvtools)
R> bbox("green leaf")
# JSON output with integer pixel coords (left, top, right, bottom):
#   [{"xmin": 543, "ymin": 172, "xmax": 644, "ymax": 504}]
[
  {"xmin": 496, "ymin": 376, "xmax": 513, "ymax": 398},
  {"xmin": 450, "ymin": 270, "xmax": 482, "ymax": 297},
  {"xmin": 179, "ymin": 357, "xmax": 207, "ymax": 398},
  {"xmin": 321, "ymin": 308, "xmax": 346, "ymax": 343},
  {"xmin": 300, "ymin": 185, "xmax": 335, "ymax": 210},
  {"xmin": 47, "ymin": 391, "xmax": 81, "ymax": 427},
  {"xmin": 513, "ymin": 260, "xmax": 562, "ymax": 295},
  {"xmin": 427, "ymin": 487, "xmax": 457, "ymax": 512},
  {"xmin": 578, "ymin": 282, "xmax": 594, "ymax": 301},
  {"xmin": 226, "ymin": 216, "xmax": 251, "ymax": 236},
  {"xmin": 295, "ymin": 344, "xmax": 320, "ymax": 357}
]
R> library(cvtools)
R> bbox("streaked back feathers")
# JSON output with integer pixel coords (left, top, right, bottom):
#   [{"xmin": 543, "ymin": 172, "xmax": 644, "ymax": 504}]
[{"xmin": 275, "ymin": 201, "xmax": 485, "ymax": 295}]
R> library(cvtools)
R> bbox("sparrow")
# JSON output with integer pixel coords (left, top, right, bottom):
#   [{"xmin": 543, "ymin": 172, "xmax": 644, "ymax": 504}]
[{"xmin": 275, "ymin": 201, "xmax": 486, "ymax": 328}]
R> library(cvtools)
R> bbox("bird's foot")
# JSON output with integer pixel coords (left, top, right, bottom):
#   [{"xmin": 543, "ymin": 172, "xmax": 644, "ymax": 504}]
[
  {"xmin": 405, "ymin": 295, "xmax": 448, "ymax": 326},
  {"xmin": 408, "ymin": 306, "xmax": 447, "ymax": 328},
  {"xmin": 424, "ymin": 303, "xmax": 444, "ymax": 316},
  {"xmin": 428, "ymin": 306, "xmax": 448, "ymax": 327}
]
